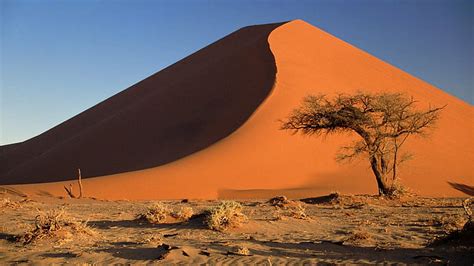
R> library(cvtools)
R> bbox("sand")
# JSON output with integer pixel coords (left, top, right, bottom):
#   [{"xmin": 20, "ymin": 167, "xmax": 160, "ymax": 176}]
[
  {"xmin": 1, "ymin": 20, "xmax": 473, "ymax": 199},
  {"xmin": 0, "ymin": 193, "xmax": 472, "ymax": 264}
]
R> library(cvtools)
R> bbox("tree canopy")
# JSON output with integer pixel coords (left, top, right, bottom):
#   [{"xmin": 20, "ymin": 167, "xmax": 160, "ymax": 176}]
[{"xmin": 281, "ymin": 92, "xmax": 444, "ymax": 195}]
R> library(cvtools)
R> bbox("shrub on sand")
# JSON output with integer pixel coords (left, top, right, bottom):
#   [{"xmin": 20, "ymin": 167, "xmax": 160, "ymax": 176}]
[
  {"xmin": 137, "ymin": 203, "xmax": 171, "ymax": 224},
  {"xmin": 268, "ymin": 196, "xmax": 309, "ymax": 220},
  {"xmin": 0, "ymin": 198, "xmax": 21, "ymax": 209},
  {"xmin": 19, "ymin": 208, "xmax": 94, "ymax": 244},
  {"xmin": 205, "ymin": 201, "xmax": 248, "ymax": 231},
  {"xmin": 138, "ymin": 203, "xmax": 194, "ymax": 224},
  {"xmin": 171, "ymin": 206, "xmax": 194, "ymax": 221}
]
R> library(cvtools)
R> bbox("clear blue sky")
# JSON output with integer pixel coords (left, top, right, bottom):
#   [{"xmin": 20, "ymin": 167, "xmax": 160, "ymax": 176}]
[{"xmin": 1, "ymin": 0, "xmax": 472, "ymax": 145}]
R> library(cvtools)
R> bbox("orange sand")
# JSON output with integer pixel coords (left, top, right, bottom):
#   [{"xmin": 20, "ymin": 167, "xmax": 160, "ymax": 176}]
[{"xmin": 4, "ymin": 20, "xmax": 473, "ymax": 199}]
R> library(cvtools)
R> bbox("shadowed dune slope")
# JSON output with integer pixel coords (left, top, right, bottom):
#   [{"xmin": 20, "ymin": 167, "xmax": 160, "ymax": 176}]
[
  {"xmin": 5, "ymin": 20, "xmax": 474, "ymax": 199},
  {"xmin": 0, "ymin": 22, "xmax": 284, "ymax": 184}
]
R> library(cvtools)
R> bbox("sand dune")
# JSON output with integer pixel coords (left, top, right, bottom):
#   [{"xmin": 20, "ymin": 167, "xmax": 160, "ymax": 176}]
[
  {"xmin": 0, "ymin": 22, "xmax": 283, "ymax": 183},
  {"xmin": 2, "ymin": 20, "xmax": 473, "ymax": 199}
]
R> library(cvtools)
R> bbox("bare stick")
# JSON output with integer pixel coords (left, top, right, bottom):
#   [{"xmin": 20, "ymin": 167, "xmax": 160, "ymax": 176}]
[
  {"xmin": 64, "ymin": 184, "xmax": 76, "ymax": 198},
  {"xmin": 77, "ymin": 168, "xmax": 83, "ymax": 199}
]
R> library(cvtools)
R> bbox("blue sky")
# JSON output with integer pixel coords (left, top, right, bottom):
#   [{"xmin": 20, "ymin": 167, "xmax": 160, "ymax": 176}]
[{"xmin": 1, "ymin": 0, "xmax": 472, "ymax": 144}]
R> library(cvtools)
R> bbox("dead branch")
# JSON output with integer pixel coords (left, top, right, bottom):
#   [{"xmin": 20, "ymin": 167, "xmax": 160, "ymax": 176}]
[
  {"xmin": 77, "ymin": 168, "xmax": 83, "ymax": 199},
  {"xmin": 64, "ymin": 184, "xmax": 76, "ymax": 199}
]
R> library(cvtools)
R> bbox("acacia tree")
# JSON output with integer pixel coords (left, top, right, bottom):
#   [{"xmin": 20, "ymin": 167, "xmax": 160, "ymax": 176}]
[{"xmin": 281, "ymin": 92, "xmax": 444, "ymax": 196}]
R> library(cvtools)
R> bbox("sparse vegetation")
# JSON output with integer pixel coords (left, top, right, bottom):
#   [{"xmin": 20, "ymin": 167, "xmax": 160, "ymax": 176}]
[
  {"xmin": 345, "ymin": 229, "xmax": 371, "ymax": 244},
  {"xmin": 18, "ymin": 208, "xmax": 94, "ymax": 244},
  {"xmin": 171, "ymin": 206, "xmax": 194, "ymax": 221},
  {"xmin": 137, "ymin": 202, "xmax": 194, "ymax": 224},
  {"xmin": 268, "ymin": 196, "xmax": 309, "ymax": 219},
  {"xmin": 64, "ymin": 168, "xmax": 84, "ymax": 199},
  {"xmin": 137, "ymin": 202, "xmax": 171, "ymax": 224},
  {"xmin": 0, "ymin": 198, "xmax": 21, "ymax": 209},
  {"xmin": 205, "ymin": 201, "xmax": 248, "ymax": 231},
  {"xmin": 281, "ymin": 92, "xmax": 444, "ymax": 196},
  {"xmin": 234, "ymin": 246, "xmax": 251, "ymax": 256}
]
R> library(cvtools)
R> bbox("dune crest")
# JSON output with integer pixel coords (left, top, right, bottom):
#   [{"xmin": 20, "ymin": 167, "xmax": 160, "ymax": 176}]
[
  {"xmin": 4, "ymin": 20, "xmax": 473, "ymax": 199},
  {"xmin": 0, "ymin": 22, "xmax": 284, "ymax": 183}
]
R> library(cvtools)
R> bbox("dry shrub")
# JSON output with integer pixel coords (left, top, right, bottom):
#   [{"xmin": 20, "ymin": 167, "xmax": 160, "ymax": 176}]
[
  {"xmin": 138, "ymin": 203, "xmax": 194, "ymax": 224},
  {"xmin": 268, "ymin": 196, "xmax": 290, "ymax": 207},
  {"xmin": 287, "ymin": 203, "xmax": 308, "ymax": 219},
  {"xmin": 137, "ymin": 203, "xmax": 171, "ymax": 224},
  {"xmin": 0, "ymin": 198, "xmax": 21, "ymax": 209},
  {"xmin": 384, "ymin": 182, "xmax": 414, "ymax": 199},
  {"xmin": 19, "ymin": 208, "xmax": 94, "ymax": 245},
  {"xmin": 235, "ymin": 246, "xmax": 251, "ymax": 256},
  {"xmin": 345, "ymin": 229, "xmax": 371, "ymax": 244},
  {"xmin": 205, "ymin": 201, "xmax": 248, "ymax": 231},
  {"xmin": 268, "ymin": 196, "xmax": 308, "ymax": 219},
  {"xmin": 171, "ymin": 206, "xmax": 194, "ymax": 221}
]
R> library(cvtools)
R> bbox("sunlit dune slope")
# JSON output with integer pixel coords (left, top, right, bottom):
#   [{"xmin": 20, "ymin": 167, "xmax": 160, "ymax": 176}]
[
  {"xmin": 5, "ymin": 20, "xmax": 473, "ymax": 199},
  {"xmin": 0, "ymin": 22, "xmax": 284, "ymax": 183}
]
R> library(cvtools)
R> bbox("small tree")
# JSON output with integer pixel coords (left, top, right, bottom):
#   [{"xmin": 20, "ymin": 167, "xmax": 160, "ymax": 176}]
[{"xmin": 281, "ymin": 92, "xmax": 444, "ymax": 196}]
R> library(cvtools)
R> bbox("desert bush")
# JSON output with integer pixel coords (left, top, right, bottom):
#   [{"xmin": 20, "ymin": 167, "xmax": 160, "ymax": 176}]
[
  {"xmin": 345, "ymin": 229, "xmax": 371, "ymax": 244},
  {"xmin": 268, "ymin": 196, "xmax": 309, "ymax": 219},
  {"xmin": 0, "ymin": 198, "xmax": 21, "ymax": 209},
  {"xmin": 234, "ymin": 246, "xmax": 251, "ymax": 256},
  {"xmin": 137, "ymin": 203, "xmax": 171, "ymax": 224},
  {"xmin": 205, "ymin": 201, "xmax": 248, "ymax": 231},
  {"xmin": 19, "ymin": 208, "xmax": 94, "ymax": 244},
  {"xmin": 268, "ymin": 196, "xmax": 290, "ymax": 207},
  {"xmin": 138, "ymin": 203, "xmax": 194, "ymax": 224},
  {"xmin": 288, "ymin": 203, "xmax": 308, "ymax": 219},
  {"xmin": 171, "ymin": 206, "xmax": 194, "ymax": 221}
]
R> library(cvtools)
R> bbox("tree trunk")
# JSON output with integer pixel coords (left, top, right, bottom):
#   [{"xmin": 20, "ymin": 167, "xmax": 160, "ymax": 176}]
[{"xmin": 370, "ymin": 156, "xmax": 390, "ymax": 195}]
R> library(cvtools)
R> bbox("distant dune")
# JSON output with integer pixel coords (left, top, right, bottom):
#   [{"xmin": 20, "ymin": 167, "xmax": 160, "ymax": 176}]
[{"xmin": 2, "ymin": 20, "xmax": 472, "ymax": 199}]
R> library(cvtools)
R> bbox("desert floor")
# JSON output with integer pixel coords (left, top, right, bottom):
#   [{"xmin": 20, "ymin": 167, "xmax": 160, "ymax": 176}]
[{"xmin": 0, "ymin": 190, "xmax": 472, "ymax": 264}]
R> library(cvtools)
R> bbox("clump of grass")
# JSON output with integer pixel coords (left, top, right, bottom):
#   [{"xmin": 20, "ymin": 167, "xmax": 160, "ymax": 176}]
[
  {"xmin": 137, "ymin": 203, "xmax": 171, "ymax": 224},
  {"xmin": 18, "ymin": 208, "xmax": 94, "ymax": 245},
  {"xmin": 0, "ymin": 198, "xmax": 21, "ymax": 209},
  {"xmin": 171, "ymin": 206, "xmax": 194, "ymax": 221},
  {"xmin": 267, "ymin": 196, "xmax": 290, "ymax": 207},
  {"xmin": 137, "ymin": 203, "xmax": 194, "ymax": 224},
  {"xmin": 268, "ymin": 196, "xmax": 309, "ymax": 220},
  {"xmin": 235, "ymin": 246, "xmax": 251, "ymax": 256},
  {"xmin": 205, "ymin": 201, "xmax": 248, "ymax": 231},
  {"xmin": 345, "ymin": 229, "xmax": 371, "ymax": 244},
  {"xmin": 287, "ymin": 203, "xmax": 308, "ymax": 219}
]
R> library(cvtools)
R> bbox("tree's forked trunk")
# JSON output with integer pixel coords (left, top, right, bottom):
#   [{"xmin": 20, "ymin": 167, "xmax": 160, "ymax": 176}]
[{"xmin": 370, "ymin": 156, "xmax": 390, "ymax": 195}]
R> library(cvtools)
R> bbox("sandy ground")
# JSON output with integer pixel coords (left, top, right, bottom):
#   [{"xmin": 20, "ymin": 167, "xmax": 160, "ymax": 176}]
[{"xmin": 1, "ymin": 191, "xmax": 472, "ymax": 264}]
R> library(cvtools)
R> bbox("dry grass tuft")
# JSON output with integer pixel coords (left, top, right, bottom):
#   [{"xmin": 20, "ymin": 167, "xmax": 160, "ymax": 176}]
[
  {"xmin": 235, "ymin": 246, "xmax": 251, "ymax": 256},
  {"xmin": 268, "ymin": 196, "xmax": 309, "ymax": 220},
  {"xmin": 345, "ymin": 229, "xmax": 371, "ymax": 244},
  {"xmin": 268, "ymin": 196, "xmax": 290, "ymax": 207},
  {"xmin": 137, "ymin": 203, "xmax": 194, "ymax": 224},
  {"xmin": 0, "ymin": 198, "xmax": 21, "ymax": 209},
  {"xmin": 137, "ymin": 203, "xmax": 171, "ymax": 224},
  {"xmin": 171, "ymin": 206, "xmax": 194, "ymax": 221},
  {"xmin": 18, "ymin": 208, "xmax": 94, "ymax": 245},
  {"xmin": 287, "ymin": 203, "xmax": 308, "ymax": 219},
  {"xmin": 205, "ymin": 201, "xmax": 248, "ymax": 231}
]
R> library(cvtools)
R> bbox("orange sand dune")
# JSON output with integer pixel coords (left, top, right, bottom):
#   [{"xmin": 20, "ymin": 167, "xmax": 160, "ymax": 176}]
[
  {"xmin": 0, "ymin": 22, "xmax": 283, "ymax": 183},
  {"xmin": 3, "ymin": 20, "xmax": 473, "ymax": 199}
]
